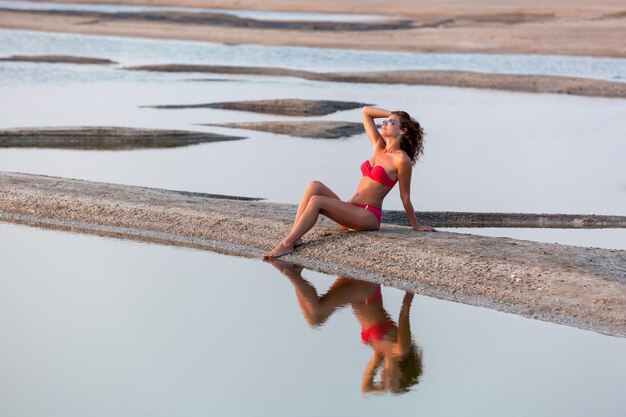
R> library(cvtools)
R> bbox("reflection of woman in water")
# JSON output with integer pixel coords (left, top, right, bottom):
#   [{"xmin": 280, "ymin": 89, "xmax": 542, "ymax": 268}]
[
  {"xmin": 270, "ymin": 261, "xmax": 423, "ymax": 394},
  {"xmin": 262, "ymin": 106, "xmax": 435, "ymax": 259}
]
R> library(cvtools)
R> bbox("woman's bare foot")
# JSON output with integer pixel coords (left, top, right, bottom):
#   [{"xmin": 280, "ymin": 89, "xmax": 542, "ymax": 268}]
[
  {"xmin": 294, "ymin": 238, "xmax": 305, "ymax": 248},
  {"xmin": 262, "ymin": 241, "xmax": 295, "ymax": 259}
]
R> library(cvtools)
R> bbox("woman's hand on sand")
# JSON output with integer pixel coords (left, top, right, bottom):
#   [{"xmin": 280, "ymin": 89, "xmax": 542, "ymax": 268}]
[{"xmin": 414, "ymin": 225, "xmax": 437, "ymax": 232}]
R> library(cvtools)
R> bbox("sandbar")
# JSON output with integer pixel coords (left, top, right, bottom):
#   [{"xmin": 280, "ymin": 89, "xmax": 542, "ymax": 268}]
[
  {"xmin": 0, "ymin": 8, "xmax": 414, "ymax": 32},
  {"xmin": 1, "ymin": 172, "xmax": 624, "ymax": 337},
  {"xmin": 0, "ymin": 54, "xmax": 117, "ymax": 65},
  {"xmin": 126, "ymin": 65, "xmax": 626, "ymax": 98},
  {"xmin": 0, "ymin": 126, "xmax": 245, "ymax": 150},
  {"xmin": 208, "ymin": 121, "xmax": 364, "ymax": 139},
  {"xmin": 146, "ymin": 99, "xmax": 371, "ymax": 116}
]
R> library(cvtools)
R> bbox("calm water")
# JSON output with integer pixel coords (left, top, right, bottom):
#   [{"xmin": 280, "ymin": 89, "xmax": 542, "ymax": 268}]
[
  {"xmin": 2, "ymin": 29, "xmax": 626, "ymax": 79},
  {"xmin": 1, "ymin": 222, "xmax": 625, "ymax": 417}
]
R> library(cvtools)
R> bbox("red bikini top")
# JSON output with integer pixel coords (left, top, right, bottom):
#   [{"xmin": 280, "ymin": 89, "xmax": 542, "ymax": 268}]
[{"xmin": 361, "ymin": 160, "xmax": 397, "ymax": 188}]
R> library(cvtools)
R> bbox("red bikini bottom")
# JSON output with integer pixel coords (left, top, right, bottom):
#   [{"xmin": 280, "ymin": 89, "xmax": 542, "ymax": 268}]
[{"xmin": 348, "ymin": 202, "xmax": 382, "ymax": 224}]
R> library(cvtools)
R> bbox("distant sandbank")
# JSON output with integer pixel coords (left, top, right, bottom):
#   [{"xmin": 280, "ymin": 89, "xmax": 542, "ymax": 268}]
[
  {"xmin": 206, "ymin": 121, "xmax": 364, "ymax": 139},
  {"xmin": 145, "ymin": 99, "xmax": 371, "ymax": 116},
  {"xmin": 0, "ymin": 0, "xmax": 624, "ymax": 57},
  {"xmin": 126, "ymin": 64, "xmax": 626, "ymax": 98}
]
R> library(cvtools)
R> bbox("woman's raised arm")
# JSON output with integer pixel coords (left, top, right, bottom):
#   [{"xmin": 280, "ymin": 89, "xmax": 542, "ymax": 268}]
[{"xmin": 362, "ymin": 106, "xmax": 390, "ymax": 149}]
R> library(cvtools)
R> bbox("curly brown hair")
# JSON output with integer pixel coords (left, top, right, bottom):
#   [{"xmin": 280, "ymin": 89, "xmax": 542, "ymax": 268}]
[{"xmin": 392, "ymin": 111, "xmax": 424, "ymax": 165}]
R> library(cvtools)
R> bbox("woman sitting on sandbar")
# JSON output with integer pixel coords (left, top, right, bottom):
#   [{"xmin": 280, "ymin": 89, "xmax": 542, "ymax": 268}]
[{"xmin": 262, "ymin": 106, "xmax": 435, "ymax": 259}]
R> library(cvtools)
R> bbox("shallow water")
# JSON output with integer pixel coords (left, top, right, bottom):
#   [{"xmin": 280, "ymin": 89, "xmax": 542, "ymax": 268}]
[
  {"xmin": 0, "ymin": 0, "xmax": 383, "ymax": 22},
  {"xmin": 2, "ymin": 29, "xmax": 626, "ymax": 80},
  {"xmin": 1, "ymin": 222, "xmax": 625, "ymax": 417}
]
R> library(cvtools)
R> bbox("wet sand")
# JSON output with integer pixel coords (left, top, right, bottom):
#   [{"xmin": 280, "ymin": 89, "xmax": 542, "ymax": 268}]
[
  {"xmin": 1, "ymin": 172, "xmax": 624, "ymax": 337},
  {"xmin": 126, "ymin": 65, "xmax": 626, "ymax": 98},
  {"xmin": 0, "ymin": 126, "xmax": 245, "ymax": 150},
  {"xmin": 1, "ymin": 0, "xmax": 625, "ymax": 58}
]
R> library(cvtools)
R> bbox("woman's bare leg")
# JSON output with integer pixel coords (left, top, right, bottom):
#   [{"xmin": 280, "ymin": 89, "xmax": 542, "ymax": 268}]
[
  {"xmin": 294, "ymin": 180, "xmax": 340, "ymax": 222},
  {"xmin": 269, "ymin": 261, "xmax": 380, "ymax": 326},
  {"xmin": 292, "ymin": 181, "xmax": 340, "ymax": 247},
  {"xmin": 262, "ymin": 196, "xmax": 379, "ymax": 259},
  {"xmin": 294, "ymin": 181, "xmax": 341, "ymax": 222}
]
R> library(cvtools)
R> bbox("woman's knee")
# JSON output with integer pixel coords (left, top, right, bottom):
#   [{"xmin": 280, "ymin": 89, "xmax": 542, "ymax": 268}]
[
  {"xmin": 308, "ymin": 194, "xmax": 323, "ymax": 208},
  {"xmin": 310, "ymin": 195, "xmax": 336, "ymax": 213},
  {"xmin": 306, "ymin": 180, "xmax": 325, "ymax": 193}
]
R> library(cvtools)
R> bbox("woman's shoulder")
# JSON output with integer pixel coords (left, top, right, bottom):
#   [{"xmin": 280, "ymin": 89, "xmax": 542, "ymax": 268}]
[{"xmin": 392, "ymin": 150, "xmax": 412, "ymax": 168}]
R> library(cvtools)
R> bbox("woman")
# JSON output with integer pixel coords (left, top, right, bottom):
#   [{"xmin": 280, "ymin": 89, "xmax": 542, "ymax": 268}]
[
  {"xmin": 262, "ymin": 106, "xmax": 435, "ymax": 259},
  {"xmin": 269, "ymin": 260, "xmax": 423, "ymax": 394}
]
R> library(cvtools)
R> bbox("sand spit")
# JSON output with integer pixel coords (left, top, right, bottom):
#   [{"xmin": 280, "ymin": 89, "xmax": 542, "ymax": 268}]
[
  {"xmin": 0, "ymin": 126, "xmax": 245, "ymax": 150},
  {"xmin": 0, "ymin": 8, "xmax": 413, "ymax": 32},
  {"xmin": 146, "ymin": 99, "xmax": 371, "ymax": 116},
  {"xmin": 12, "ymin": 6, "xmax": 557, "ymax": 32},
  {"xmin": 207, "ymin": 121, "xmax": 364, "ymax": 139},
  {"xmin": 1, "ymin": 172, "xmax": 624, "ymax": 337},
  {"xmin": 126, "ymin": 64, "xmax": 313, "ymax": 78},
  {"xmin": 0, "ymin": 54, "xmax": 117, "ymax": 65},
  {"xmin": 384, "ymin": 211, "xmax": 626, "ymax": 229},
  {"xmin": 125, "ymin": 65, "xmax": 626, "ymax": 98}
]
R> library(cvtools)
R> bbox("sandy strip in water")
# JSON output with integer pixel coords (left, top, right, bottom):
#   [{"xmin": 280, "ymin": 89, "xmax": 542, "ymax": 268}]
[
  {"xmin": 207, "ymin": 121, "xmax": 364, "ymax": 139},
  {"xmin": 126, "ymin": 64, "xmax": 626, "ymax": 98},
  {"xmin": 0, "ymin": 54, "xmax": 117, "ymax": 64},
  {"xmin": 145, "ymin": 98, "xmax": 371, "ymax": 116},
  {"xmin": 0, "ymin": 126, "xmax": 245, "ymax": 150},
  {"xmin": 0, "ymin": 0, "xmax": 625, "ymax": 57},
  {"xmin": 1, "ymin": 172, "xmax": 624, "ymax": 337}
]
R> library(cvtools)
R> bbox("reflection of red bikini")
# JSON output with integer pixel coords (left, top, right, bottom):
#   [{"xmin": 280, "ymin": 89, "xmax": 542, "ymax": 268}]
[
  {"xmin": 348, "ymin": 160, "xmax": 397, "ymax": 224},
  {"xmin": 358, "ymin": 285, "xmax": 395, "ymax": 344},
  {"xmin": 358, "ymin": 285, "xmax": 382, "ymax": 305},
  {"xmin": 361, "ymin": 320, "xmax": 395, "ymax": 344}
]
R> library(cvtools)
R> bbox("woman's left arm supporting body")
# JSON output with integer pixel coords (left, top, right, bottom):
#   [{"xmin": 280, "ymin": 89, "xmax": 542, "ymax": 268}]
[{"xmin": 395, "ymin": 155, "xmax": 436, "ymax": 232}]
